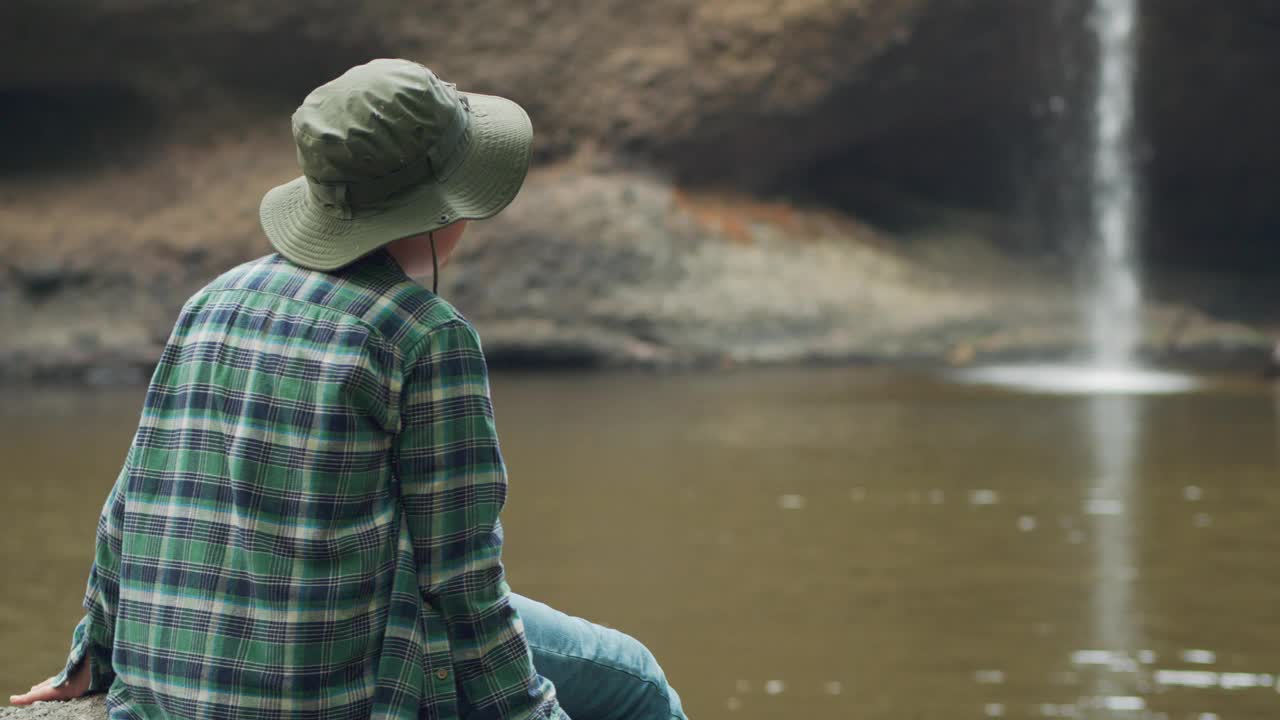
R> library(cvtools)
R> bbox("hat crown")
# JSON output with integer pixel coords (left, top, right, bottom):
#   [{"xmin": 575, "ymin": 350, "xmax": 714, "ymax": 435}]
[
  {"xmin": 260, "ymin": 57, "xmax": 533, "ymax": 272},
  {"xmin": 291, "ymin": 59, "xmax": 469, "ymax": 197}
]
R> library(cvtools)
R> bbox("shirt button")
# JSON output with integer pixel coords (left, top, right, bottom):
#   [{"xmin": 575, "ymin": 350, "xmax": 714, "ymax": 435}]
[{"xmin": 435, "ymin": 669, "xmax": 449, "ymax": 681}]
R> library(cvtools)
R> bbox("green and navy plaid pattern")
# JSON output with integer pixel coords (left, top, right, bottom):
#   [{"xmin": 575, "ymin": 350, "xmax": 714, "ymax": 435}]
[{"xmin": 55, "ymin": 250, "xmax": 566, "ymax": 720}]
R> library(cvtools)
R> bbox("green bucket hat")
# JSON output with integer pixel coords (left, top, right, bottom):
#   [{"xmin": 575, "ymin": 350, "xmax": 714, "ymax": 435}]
[{"xmin": 260, "ymin": 58, "xmax": 533, "ymax": 271}]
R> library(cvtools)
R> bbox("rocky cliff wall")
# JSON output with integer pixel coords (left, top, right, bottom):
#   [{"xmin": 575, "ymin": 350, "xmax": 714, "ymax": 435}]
[{"xmin": 0, "ymin": 0, "xmax": 1274, "ymax": 378}]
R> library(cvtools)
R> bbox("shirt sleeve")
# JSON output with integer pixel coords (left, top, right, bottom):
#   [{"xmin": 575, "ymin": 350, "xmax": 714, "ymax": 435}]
[
  {"xmin": 395, "ymin": 321, "xmax": 567, "ymax": 720},
  {"xmin": 53, "ymin": 454, "xmax": 128, "ymax": 692}
]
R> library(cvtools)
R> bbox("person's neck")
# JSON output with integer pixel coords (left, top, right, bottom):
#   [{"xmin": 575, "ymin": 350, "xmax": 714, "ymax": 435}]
[
  {"xmin": 385, "ymin": 242, "xmax": 435, "ymax": 279},
  {"xmin": 384, "ymin": 239, "xmax": 446, "ymax": 294}
]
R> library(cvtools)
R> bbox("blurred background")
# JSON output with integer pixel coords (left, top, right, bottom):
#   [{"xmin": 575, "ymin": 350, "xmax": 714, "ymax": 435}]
[{"xmin": 2, "ymin": 1, "xmax": 1279, "ymax": 718}]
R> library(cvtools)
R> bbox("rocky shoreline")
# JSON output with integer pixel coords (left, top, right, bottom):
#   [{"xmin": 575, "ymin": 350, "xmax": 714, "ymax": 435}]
[{"xmin": 2, "ymin": 166, "xmax": 1273, "ymax": 384}]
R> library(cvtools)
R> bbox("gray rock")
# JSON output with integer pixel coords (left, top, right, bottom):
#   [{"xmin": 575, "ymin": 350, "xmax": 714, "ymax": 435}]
[{"xmin": 0, "ymin": 696, "xmax": 105, "ymax": 720}]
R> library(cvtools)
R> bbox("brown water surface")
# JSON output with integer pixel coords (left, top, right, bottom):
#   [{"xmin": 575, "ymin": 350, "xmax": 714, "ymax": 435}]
[{"xmin": 2, "ymin": 368, "xmax": 1279, "ymax": 719}]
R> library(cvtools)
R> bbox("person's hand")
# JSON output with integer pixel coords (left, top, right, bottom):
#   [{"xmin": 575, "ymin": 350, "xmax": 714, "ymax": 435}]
[{"xmin": 8, "ymin": 658, "xmax": 92, "ymax": 706}]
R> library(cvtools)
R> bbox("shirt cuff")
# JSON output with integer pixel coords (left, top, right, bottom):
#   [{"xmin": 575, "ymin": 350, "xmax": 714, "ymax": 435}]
[{"xmin": 53, "ymin": 614, "xmax": 115, "ymax": 693}]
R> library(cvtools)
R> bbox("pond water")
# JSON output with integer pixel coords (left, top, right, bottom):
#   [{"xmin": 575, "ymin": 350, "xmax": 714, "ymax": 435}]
[{"xmin": 2, "ymin": 367, "xmax": 1278, "ymax": 719}]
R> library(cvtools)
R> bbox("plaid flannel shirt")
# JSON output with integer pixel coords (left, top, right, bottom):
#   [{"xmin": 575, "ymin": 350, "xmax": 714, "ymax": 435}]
[{"xmin": 54, "ymin": 250, "xmax": 566, "ymax": 720}]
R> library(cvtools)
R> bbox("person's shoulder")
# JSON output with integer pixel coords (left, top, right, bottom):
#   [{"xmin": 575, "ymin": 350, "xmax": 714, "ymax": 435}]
[
  {"xmin": 398, "ymin": 294, "xmax": 482, "ymax": 358},
  {"xmin": 353, "ymin": 271, "xmax": 470, "ymax": 355},
  {"xmin": 174, "ymin": 252, "xmax": 474, "ymax": 357},
  {"xmin": 179, "ymin": 254, "xmax": 281, "ymax": 309},
  {"xmin": 403, "ymin": 312, "xmax": 487, "ymax": 376}
]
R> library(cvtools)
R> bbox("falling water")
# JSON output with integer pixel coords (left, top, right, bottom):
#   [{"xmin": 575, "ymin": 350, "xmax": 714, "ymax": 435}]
[
  {"xmin": 1088, "ymin": 0, "xmax": 1141, "ymax": 368},
  {"xmin": 1085, "ymin": 4, "xmax": 1143, "ymax": 710},
  {"xmin": 955, "ymin": 0, "xmax": 1197, "ymax": 395}
]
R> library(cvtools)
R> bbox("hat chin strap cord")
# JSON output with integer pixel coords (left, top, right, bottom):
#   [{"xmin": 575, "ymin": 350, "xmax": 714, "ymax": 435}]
[{"xmin": 429, "ymin": 231, "xmax": 440, "ymax": 295}]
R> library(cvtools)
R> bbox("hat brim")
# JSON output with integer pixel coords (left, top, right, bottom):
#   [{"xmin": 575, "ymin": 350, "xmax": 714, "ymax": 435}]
[{"xmin": 260, "ymin": 92, "xmax": 532, "ymax": 272}]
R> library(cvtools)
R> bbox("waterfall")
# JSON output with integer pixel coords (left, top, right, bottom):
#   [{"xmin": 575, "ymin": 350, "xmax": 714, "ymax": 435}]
[
  {"xmin": 954, "ymin": 0, "xmax": 1196, "ymax": 395},
  {"xmin": 1088, "ymin": 0, "xmax": 1141, "ymax": 369}
]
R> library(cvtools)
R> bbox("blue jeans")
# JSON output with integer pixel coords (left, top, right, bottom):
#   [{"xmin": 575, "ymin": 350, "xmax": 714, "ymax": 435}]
[{"xmin": 511, "ymin": 595, "xmax": 688, "ymax": 720}]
